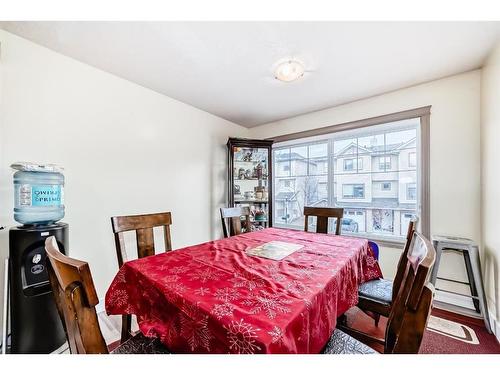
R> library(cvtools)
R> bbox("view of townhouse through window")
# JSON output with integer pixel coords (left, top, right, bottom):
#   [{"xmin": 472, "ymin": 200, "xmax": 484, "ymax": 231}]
[{"xmin": 273, "ymin": 117, "xmax": 420, "ymax": 240}]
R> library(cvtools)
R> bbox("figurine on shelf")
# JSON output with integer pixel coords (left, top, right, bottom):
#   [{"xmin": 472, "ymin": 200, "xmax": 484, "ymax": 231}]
[
  {"xmin": 234, "ymin": 184, "xmax": 241, "ymax": 196},
  {"xmin": 243, "ymin": 151, "xmax": 253, "ymax": 162},
  {"xmin": 254, "ymin": 208, "xmax": 266, "ymax": 221},
  {"xmin": 262, "ymin": 188, "xmax": 268, "ymax": 200},
  {"xmin": 244, "ymin": 191, "xmax": 255, "ymax": 200},
  {"xmin": 256, "ymin": 163, "xmax": 263, "ymax": 179},
  {"xmin": 238, "ymin": 168, "xmax": 246, "ymax": 180},
  {"xmin": 245, "ymin": 169, "xmax": 252, "ymax": 179}
]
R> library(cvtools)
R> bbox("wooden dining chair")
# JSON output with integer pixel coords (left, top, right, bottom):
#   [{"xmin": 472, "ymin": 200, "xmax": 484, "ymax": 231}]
[
  {"xmin": 45, "ymin": 236, "xmax": 169, "ymax": 354},
  {"xmin": 111, "ymin": 211, "xmax": 172, "ymax": 342},
  {"xmin": 328, "ymin": 231, "xmax": 436, "ymax": 354},
  {"xmin": 220, "ymin": 206, "xmax": 251, "ymax": 238},
  {"xmin": 303, "ymin": 207, "xmax": 344, "ymax": 235},
  {"xmin": 323, "ymin": 282, "xmax": 434, "ymax": 354},
  {"xmin": 357, "ymin": 219, "xmax": 417, "ymax": 326}
]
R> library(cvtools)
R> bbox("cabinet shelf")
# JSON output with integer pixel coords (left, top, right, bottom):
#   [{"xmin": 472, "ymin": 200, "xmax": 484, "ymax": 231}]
[
  {"xmin": 234, "ymin": 199, "xmax": 269, "ymax": 204},
  {"xmin": 234, "ymin": 178, "xmax": 268, "ymax": 181}
]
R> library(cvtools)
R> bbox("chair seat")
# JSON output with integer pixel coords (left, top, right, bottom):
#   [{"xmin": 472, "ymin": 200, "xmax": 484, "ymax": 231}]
[
  {"xmin": 322, "ymin": 329, "xmax": 377, "ymax": 354},
  {"xmin": 111, "ymin": 333, "xmax": 170, "ymax": 354},
  {"xmin": 358, "ymin": 278, "xmax": 393, "ymax": 305}
]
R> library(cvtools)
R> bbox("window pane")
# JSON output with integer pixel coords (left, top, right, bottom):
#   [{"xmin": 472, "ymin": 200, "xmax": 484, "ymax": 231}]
[
  {"xmin": 275, "ymin": 149, "xmax": 290, "ymax": 177},
  {"xmin": 308, "ymin": 143, "xmax": 327, "ymax": 158},
  {"xmin": 273, "ymin": 142, "xmax": 328, "ymax": 229},
  {"xmin": 273, "ymin": 117, "xmax": 420, "ymax": 239}
]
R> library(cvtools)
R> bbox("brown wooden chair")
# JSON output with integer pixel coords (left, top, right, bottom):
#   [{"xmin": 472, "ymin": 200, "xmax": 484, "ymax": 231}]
[
  {"xmin": 111, "ymin": 211, "xmax": 172, "ymax": 342},
  {"xmin": 45, "ymin": 236, "xmax": 169, "ymax": 354},
  {"xmin": 331, "ymin": 231, "xmax": 436, "ymax": 354},
  {"xmin": 303, "ymin": 207, "xmax": 344, "ymax": 235},
  {"xmin": 357, "ymin": 219, "xmax": 417, "ymax": 326},
  {"xmin": 220, "ymin": 206, "xmax": 251, "ymax": 238}
]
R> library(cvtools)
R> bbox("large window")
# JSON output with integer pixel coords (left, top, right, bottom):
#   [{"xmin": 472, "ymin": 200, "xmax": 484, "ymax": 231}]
[{"xmin": 273, "ymin": 114, "xmax": 425, "ymax": 242}]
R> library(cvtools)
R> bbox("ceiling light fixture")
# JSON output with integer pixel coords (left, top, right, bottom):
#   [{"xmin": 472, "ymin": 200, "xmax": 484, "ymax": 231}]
[{"xmin": 274, "ymin": 59, "xmax": 305, "ymax": 82}]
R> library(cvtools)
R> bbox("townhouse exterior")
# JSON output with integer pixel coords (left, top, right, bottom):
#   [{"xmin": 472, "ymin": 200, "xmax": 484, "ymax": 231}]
[{"xmin": 274, "ymin": 137, "xmax": 417, "ymax": 238}]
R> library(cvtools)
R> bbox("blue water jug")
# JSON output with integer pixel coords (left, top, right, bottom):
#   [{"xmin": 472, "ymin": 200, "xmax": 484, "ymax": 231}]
[{"xmin": 12, "ymin": 163, "xmax": 65, "ymax": 225}]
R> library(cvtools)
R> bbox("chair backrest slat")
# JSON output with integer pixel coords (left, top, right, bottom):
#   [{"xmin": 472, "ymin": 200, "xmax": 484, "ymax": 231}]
[
  {"xmin": 303, "ymin": 207, "xmax": 344, "ymax": 235},
  {"xmin": 45, "ymin": 236, "xmax": 108, "ymax": 354},
  {"xmin": 384, "ymin": 231, "xmax": 436, "ymax": 354},
  {"xmin": 136, "ymin": 227, "xmax": 155, "ymax": 259},
  {"xmin": 391, "ymin": 218, "xmax": 417, "ymax": 301},
  {"xmin": 111, "ymin": 211, "xmax": 173, "ymax": 267},
  {"xmin": 220, "ymin": 207, "xmax": 251, "ymax": 238}
]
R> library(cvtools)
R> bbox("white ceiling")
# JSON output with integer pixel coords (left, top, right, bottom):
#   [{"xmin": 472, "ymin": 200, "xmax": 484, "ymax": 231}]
[{"xmin": 2, "ymin": 22, "xmax": 500, "ymax": 127}]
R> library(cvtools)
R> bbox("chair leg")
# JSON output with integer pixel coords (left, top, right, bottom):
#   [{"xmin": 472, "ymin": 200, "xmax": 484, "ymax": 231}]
[
  {"xmin": 374, "ymin": 313, "xmax": 381, "ymax": 327},
  {"xmin": 121, "ymin": 314, "xmax": 132, "ymax": 343}
]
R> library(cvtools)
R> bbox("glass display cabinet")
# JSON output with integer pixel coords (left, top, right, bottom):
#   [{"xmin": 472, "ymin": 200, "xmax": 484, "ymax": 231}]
[{"xmin": 227, "ymin": 138, "xmax": 274, "ymax": 231}]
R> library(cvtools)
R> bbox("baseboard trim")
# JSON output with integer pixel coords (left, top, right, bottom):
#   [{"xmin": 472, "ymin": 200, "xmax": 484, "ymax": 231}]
[
  {"xmin": 96, "ymin": 298, "xmax": 106, "ymax": 314},
  {"xmin": 489, "ymin": 312, "xmax": 500, "ymax": 343}
]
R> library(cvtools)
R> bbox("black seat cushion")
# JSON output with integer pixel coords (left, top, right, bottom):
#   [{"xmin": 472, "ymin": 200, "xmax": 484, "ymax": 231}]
[
  {"xmin": 111, "ymin": 333, "xmax": 170, "ymax": 354},
  {"xmin": 358, "ymin": 278, "xmax": 393, "ymax": 305},
  {"xmin": 322, "ymin": 329, "xmax": 377, "ymax": 354}
]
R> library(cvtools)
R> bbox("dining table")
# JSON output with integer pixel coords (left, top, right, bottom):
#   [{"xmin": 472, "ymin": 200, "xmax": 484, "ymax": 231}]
[{"xmin": 105, "ymin": 227, "xmax": 382, "ymax": 354}]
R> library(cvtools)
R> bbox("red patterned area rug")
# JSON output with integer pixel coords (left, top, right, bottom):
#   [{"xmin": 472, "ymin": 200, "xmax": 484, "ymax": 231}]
[{"xmin": 344, "ymin": 307, "xmax": 500, "ymax": 354}]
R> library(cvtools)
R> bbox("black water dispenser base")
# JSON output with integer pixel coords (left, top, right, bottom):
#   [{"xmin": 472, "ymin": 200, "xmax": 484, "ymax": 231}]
[{"xmin": 8, "ymin": 223, "xmax": 68, "ymax": 353}]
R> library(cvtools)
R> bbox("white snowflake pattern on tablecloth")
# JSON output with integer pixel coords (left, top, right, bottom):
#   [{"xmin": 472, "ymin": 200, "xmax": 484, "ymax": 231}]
[
  {"xmin": 243, "ymin": 290, "xmax": 292, "ymax": 319},
  {"xmin": 107, "ymin": 289, "xmax": 129, "ymax": 308},
  {"xmin": 292, "ymin": 267, "xmax": 316, "ymax": 280},
  {"xmin": 284, "ymin": 280, "xmax": 309, "ymax": 296},
  {"xmin": 163, "ymin": 315, "xmax": 180, "ymax": 347},
  {"xmin": 189, "ymin": 267, "xmax": 223, "ymax": 283},
  {"xmin": 114, "ymin": 270, "xmax": 127, "ymax": 284},
  {"xmin": 302, "ymin": 298, "xmax": 312, "ymax": 310},
  {"xmin": 310, "ymin": 258, "xmax": 333, "ymax": 268},
  {"xmin": 194, "ymin": 287, "xmax": 211, "ymax": 296},
  {"xmin": 160, "ymin": 274, "xmax": 180, "ymax": 283},
  {"xmin": 262, "ymin": 264, "xmax": 286, "ymax": 282},
  {"xmin": 268, "ymin": 326, "xmax": 284, "ymax": 345},
  {"xmin": 164, "ymin": 283, "xmax": 188, "ymax": 303},
  {"xmin": 297, "ymin": 312, "xmax": 309, "ymax": 342},
  {"xmin": 230, "ymin": 270, "xmax": 265, "ymax": 291},
  {"xmin": 168, "ymin": 265, "xmax": 189, "ymax": 274},
  {"xmin": 294, "ymin": 252, "xmax": 314, "ymax": 262},
  {"xmin": 211, "ymin": 302, "xmax": 235, "ymax": 320},
  {"xmin": 225, "ymin": 319, "xmax": 261, "ymax": 354},
  {"xmin": 180, "ymin": 303, "xmax": 213, "ymax": 352},
  {"xmin": 214, "ymin": 287, "xmax": 241, "ymax": 302}
]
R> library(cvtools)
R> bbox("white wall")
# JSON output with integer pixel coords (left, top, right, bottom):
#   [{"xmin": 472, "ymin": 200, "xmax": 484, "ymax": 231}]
[
  {"xmin": 0, "ymin": 30, "xmax": 248, "ymax": 335},
  {"xmin": 249, "ymin": 71, "xmax": 482, "ymax": 301},
  {"xmin": 481, "ymin": 42, "xmax": 500, "ymax": 336}
]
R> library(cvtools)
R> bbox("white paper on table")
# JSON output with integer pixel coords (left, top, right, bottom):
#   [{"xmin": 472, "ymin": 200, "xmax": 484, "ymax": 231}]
[{"xmin": 246, "ymin": 241, "xmax": 303, "ymax": 260}]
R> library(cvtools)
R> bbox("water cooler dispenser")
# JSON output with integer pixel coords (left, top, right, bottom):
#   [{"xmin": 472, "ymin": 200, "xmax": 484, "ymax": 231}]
[{"xmin": 6, "ymin": 162, "xmax": 68, "ymax": 353}]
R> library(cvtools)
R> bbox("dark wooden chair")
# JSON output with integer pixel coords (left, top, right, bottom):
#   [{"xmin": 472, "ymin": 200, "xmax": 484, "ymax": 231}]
[
  {"xmin": 357, "ymin": 219, "xmax": 417, "ymax": 326},
  {"xmin": 45, "ymin": 236, "xmax": 169, "ymax": 354},
  {"xmin": 329, "ymin": 231, "xmax": 436, "ymax": 354},
  {"xmin": 220, "ymin": 206, "xmax": 251, "ymax": 238},
  {"xmin": 111, "ymin": 211, "xmax": 172, "ymax": 342},
  {"xmin": 303, "ymin": 207, "xmax": 344, "ymax": 235}
]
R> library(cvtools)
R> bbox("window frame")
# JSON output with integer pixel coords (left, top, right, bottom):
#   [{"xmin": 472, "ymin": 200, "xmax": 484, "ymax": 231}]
[
  {"xmin": 408, "ymin": 151, "xmax": 417, "ymax": 168},
  {"xmin": 269, "ymin": 106, "xmax": 431, "ymax": 246},
  {"xmin": 343, "ymin": 158, "xmax": 354, "ymax": 171},
  {"xmin": 406, "ymin": 183, "xmax": 417, "ymax": 201},
  {"xmin": 379, "ymin": 155, "xmax": 391, "ymax": 170},
  {"xmin": 342, "ymin": 183, "xmax": 365, "ymax": 199},
  {"xmin": 381, "ymin": 182, "xmax": 392, "ymax": 191}
]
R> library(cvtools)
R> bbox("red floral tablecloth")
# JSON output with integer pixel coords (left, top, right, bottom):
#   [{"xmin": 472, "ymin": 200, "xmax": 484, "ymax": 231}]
[{"xmin": 105, "ymin": 228, "xmax": 382, "ymax": 354}]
